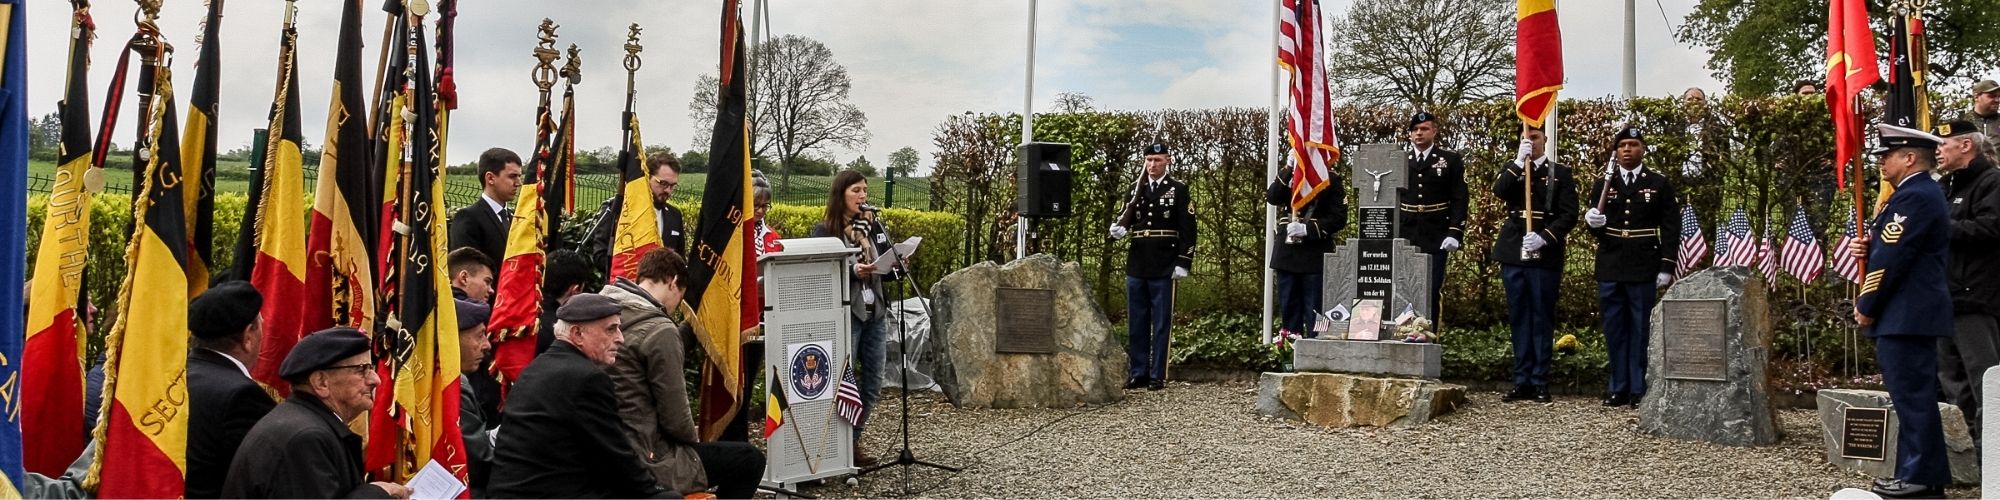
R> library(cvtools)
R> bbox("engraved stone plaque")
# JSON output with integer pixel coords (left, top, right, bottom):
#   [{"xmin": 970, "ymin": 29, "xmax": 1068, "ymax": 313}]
[
  {"xmin": 995, "ymin": 287, "xmax": 1055, "ymax": 354},
  {"xmin": 1841, "ymin": 407, "xmax": 1889, "ymax": 461},
  {"xmin": 1662, "ymin": 298, "xmax": 1728, "ymax": 381}
]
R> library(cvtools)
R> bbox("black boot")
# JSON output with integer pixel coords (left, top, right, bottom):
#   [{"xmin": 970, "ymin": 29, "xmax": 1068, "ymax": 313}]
[
  {"xmin": 1124, "ymin": 377, "xmax": 1150, "ymax": 390},
  {"xmin": 1501, "ymin": 385, "xmax": 1533, "ymax": 402},
  {"xmin": 1601, "ymin": 393, "xmax": 1629, "ymax": 406},
  {"xmin": 1533, "ymin": 385, "xmax": 1552, "ymax": 403}
]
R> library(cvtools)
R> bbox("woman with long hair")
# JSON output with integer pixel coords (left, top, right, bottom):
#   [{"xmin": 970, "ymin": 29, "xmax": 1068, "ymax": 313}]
[{"xmin": 809, "ymin": 170, "xmax": 895, "ymax": 466}]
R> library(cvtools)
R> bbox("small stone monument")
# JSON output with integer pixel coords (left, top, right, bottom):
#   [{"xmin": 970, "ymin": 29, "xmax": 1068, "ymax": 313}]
[
  {"xmin": 926, "ymin": 254, "xmax": 1125, "ymax": 409},
  {"xmin": 1987, "ymin": 366, "xmax": 1999, "ymax": 486},
  {"xmin": 1257, "ymin": 143, "xmax": 1463, "ymax": 429},
  {"xmin": 1816, "ymin": 389, "xmax": 1980, "ymax": 484},
  {"xmin": 1636, "ymin": 267, "xmax": 1778, "ymax": 446}
]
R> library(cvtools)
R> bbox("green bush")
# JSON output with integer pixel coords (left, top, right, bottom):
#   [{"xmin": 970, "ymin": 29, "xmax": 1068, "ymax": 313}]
[
  {"xmin": 1165, "ymin": 312, "xmax": 1285, "ymax": 372},
  {"xmin": 1439, "ymin": 324, "xmax": 1608, "ymax": 391}
]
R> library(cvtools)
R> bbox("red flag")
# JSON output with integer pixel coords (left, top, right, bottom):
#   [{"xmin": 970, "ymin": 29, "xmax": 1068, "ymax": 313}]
[
  {"xmin": 1825, "ymin": 0, "xmax": 1878, "ymax": 187},
  {"xmin": 1514, "ymin": 0, "xmax": 1563, "ymax": 128}
]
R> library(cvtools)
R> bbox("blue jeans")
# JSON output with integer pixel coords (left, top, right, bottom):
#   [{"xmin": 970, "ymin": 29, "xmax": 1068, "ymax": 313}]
[
  {"xmin": 1503, "ymin": 265, "xmax": 1560, "ymax": 387},
  {"xmin": 850, "ymin": 313, "xmax": 887, "ymax": 436},
  {"xmin": 1877, "ymin": 334, "xmax": 1952, "ymax": 487},
  {"xmin": 1598, "ymin": 281, "xmax": 1657, "ymax": 396},
  {"xmin": 1126, "ymin": 276, "xmax": 1174, "ymax": 381},
  {"xmin": 1275, "ymin": 271, "xmax": 1323, "ymax": 336}
]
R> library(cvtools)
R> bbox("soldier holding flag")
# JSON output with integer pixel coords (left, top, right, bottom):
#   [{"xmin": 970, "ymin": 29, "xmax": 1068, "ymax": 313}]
[
  {"xmin": 1494, "ymin": 127, "xmax": 1575, "ymax": 403},
  {"xmin": 1584, "ymin": 126, "xmax": 1680, "ymax": 408}
]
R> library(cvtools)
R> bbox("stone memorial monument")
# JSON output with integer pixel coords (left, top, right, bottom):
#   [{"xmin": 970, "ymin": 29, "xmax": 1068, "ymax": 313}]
[
  {"xmin": 1636, "ymin": 267, "xmax": 1779, "ymax": 446},
  {"xmin": 926, "ymin": 254, "xmax": 1126, "ymax": 409},
  {"xmin": 1257, "ymin": 143, "xmax": 1463, "ymax": 429},
  {"xmin": 1816, "ymin": 389, "xmax": 1980, "ymax": 484}
]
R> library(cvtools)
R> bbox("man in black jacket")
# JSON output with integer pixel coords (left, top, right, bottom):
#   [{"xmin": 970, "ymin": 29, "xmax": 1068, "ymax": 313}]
[
  {"xmin": 223, "ymin": 328, "xmax": 408, "ymax": 499},
  {"xmin": 1398, "ymin": 111, "xmax": 1469, "ymax": 320},
  {"xmin": 1110, "ymin": 142, "xmax": 1197, "ymax": 391},
  {"xmin": 185, "ymin": 281, "xmax": 276, "ymax": 498},
  {"xmin": 586, "ymin": 153, "xmax": 688, "ymax": 269},
  {"xmin": 488, "ymin": 294, "xmax": 670, "ymax": 499},
  {"xmin": 1584, "ymin": 126, "xmax": 1680, "ymax": 408},
  {"xmin": 1493, "ymin": 129, "xmax": 1578, "ymax": 403},
  {"xmin": 1266, "ymin": 163, "xmax": 1346, "ymax": 339},
  {"xmin": 450, "ymin": 148, "xmax": 523, "ymax": 264},
  {"xmin": 1934, "ymin": 119, "xmax": 2000, "ymax": 440}
]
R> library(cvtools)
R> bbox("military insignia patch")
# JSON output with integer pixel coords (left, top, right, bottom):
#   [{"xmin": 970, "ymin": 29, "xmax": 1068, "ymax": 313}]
[
  {"xmin": 1883, "ymin": 213, "xmax": 1907, "ymax": 244},
  {"xmin": 1861, "ymin": 270, "xmax": 1885, "ymax": 294},
  {"xmin": 788, "ymin": 343, "xmax": 833, "ymax": 401}
]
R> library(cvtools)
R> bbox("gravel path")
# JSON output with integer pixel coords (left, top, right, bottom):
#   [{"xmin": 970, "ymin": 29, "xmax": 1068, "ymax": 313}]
[{"xmin": 794, "ymin": 381, "xmax": 1981, "ymax": 498}]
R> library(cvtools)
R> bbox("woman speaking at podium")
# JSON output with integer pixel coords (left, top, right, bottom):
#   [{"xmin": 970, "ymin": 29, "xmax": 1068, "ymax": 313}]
[{"xmin": 808, "ymin": 170, "xmax": 900, "ymax": 467}]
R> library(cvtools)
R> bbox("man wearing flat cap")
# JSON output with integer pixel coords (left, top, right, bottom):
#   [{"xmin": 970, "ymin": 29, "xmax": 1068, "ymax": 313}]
[
  {"xmin": 1109, "ymin": 141, "xmax": 1197, "ymax": 392},
  {"xmin": 1956, "ymin": 79, "xmax": 2000, "ymax": 161},
  {"xmin": 185, "ymin": 281, "xmax": 276, "ymax": 499},
  {"xmin": 1584, "ymin": 125, "xmax": 1681, "ymax": 408},
  {"xmin": 1848, "ymin": 123, "xmax": 1955, "ymax": 499},
  {"xmin": 1932, "ymin": 119, "xmax": 2000, "ymax": 443},
  {"xmin": 453, "ymin": 299, "xmax": 496, "ymax": 495},
  {"xmin": 1399, "ymin": 111, "xmax": 1469, "ymax": 320},
  {"xmin": 488, "ymin": 293, "xmax": 671, "ymax": 499},
  {"xmin": 223, "ymin": 328, "xmax": 409, "ymax": 499}
]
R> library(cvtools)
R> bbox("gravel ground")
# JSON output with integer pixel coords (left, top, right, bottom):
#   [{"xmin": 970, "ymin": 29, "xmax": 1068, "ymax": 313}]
[{"xmin": 789, "ymin": 381, "xmax": 1982, "ymax": 498}]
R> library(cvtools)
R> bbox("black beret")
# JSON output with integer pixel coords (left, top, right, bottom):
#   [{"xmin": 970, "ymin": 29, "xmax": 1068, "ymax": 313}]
[
  {"xmin": 1409, "ymin": 111, "xmax": 1437, "ymax": 129},
  {"xmin": 1871, "ymin": 123, "xmax": 1943, "ymax": 155},
  {"xmin": 189, "ymin": 281, "xmax": 262, "ymax": 341},
  {"xmin": 279, "ymin": 328, "xmax": 373, "ymax": 380},
  {"xmin": 455, "ymin": 299, "xmax": 490, "ymax": 332},
  {"xmin": 1143, "ymin": 142, "xmax": 1169, "ymax": 156},
  {"xmin": 1613, "ymin": 126, "xmax": 1645, "ymax": 144},
  {"xmin": 555, "ymin": 293, "xmax": 622, "ymax": 323},
  {"xmin": 1936, "ymin": 120, "xmax": 1980, "ymax": 138}
]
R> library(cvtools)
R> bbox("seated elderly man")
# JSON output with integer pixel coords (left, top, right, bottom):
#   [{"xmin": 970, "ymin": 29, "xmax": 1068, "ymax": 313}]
[
  {"xmin": 455, "ymin": 299, "xmax": 497, "ymax": 495},
  {"xmin": 488, "ymin": 294, "xmax": 671, "ymax": 499},
  {"xmin": 222, "ymin": 328, "xmax": 409, "ymax": 499}
]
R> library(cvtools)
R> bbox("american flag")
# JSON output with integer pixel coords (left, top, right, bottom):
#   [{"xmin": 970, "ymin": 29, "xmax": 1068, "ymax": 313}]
[
  {"xmin": 1279, "ymin": 0, "xmax": 1340, "ymax": 209},
  {"xmin": 1832, "ymin": 207, "xmax": 1863, "ymax": 283},
  {"xmin": 1719, "ymin": 208, "xmax": 1755, "ymax": 267},
  {"xmin": 1713, "ymin": 215, "xmax": 1732, "ymax": 257},
  {"xmin": 1757, "ymin": 222, "xmax": 1781, "ymax": 289},
  {"xmin": 1781, "ymin": 207, "xmax": 1824, "ymax": 284},
  {"xmin": 835, "ymin": 364, "xmax": 864, "ymax": 428},
  {"xmin": 1676, "ymin": 205, "xmax": 1708, "ymax": 278}
]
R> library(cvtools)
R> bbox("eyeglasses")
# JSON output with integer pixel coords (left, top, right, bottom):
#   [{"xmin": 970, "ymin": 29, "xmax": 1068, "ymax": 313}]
[
  {"xmin": 653, "ymin": 179, "xmax": 679, "ymax": 189},
  {"xmin": 320, "ymin": 363, "xmax": 374, "ymax": 376}
]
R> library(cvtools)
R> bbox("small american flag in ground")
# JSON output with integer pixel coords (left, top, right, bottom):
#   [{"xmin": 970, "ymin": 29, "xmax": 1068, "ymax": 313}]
[
  {"xmin": 1720, "ymin": 208, "xmax": 1755, "ymax": 267},
  {"xmin": 1780, "ymin": 207, "xmax": 1823, "ymax": 284},
  {"xmin": 1832, "ymin": 207, "xmax": 1863, "ymax": 283},
  {"xmin": 1676, "ymin": 205, "xmax": 1707, "ymax": 278},
  {"xmin": 835, "ymin": 364, "xmax": 864, "ymax": 428},
  {"xmin": 1757, "ymin": 226, "xmax": 1780, "ymax": 289}
]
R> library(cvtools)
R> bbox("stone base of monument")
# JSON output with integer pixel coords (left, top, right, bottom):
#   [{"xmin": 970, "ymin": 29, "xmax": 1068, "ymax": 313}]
[
  {"xmin": 1986, "ymin": 366, "xmax": 1999, "ymax": 487},
  {"xmin": 1255, "ymin": 372, "xmax": 1464, "ymax": 428},
  {"xmin": 1637, "ymin": 267, "xmax": 1780, "ymax": 446},
  {"xmin": 927, "ymin": 255, "xmax": 1126, "ymax": 409},
  {"xmin": 1816, "ymin": 389, "xmax": 1980, "ymax": 485},
  {"xmin": 1291, "ymin": 338, "xmax": 1442, "ymax": 378}
]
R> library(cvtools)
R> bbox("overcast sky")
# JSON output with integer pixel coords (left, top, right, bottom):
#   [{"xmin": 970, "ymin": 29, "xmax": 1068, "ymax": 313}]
[{"xmin": 21, "ymin": 0, "xmax": 1719, "ymax": 176}]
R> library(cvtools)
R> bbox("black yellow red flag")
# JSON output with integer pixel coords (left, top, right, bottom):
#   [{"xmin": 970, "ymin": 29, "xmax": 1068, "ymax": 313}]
[
  {"xmin": 23, "ymin": 0, "xmax": 96, "ymax": 478},
  {"xmin": 287, "ymin": 0, "xmax": 379, "ymax": 394},
  {"xmin": 688, "ymin": 0, "xmax": 757, "ymax": 441},
  {"xmin": 179, "ymin": 0, "xmax": 223, "ymax": 296},
  {"xmin": 248, "ymin": 1, "xmax": 311, "ymax": 399}
]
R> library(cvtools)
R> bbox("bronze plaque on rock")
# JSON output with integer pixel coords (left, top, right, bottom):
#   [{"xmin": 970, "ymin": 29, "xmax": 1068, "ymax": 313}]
[
  {"xmin": 1841, "ymin": 407, "xmax": 1889, "ymax": 461},
  {"xmin": 1662, "ymin": 298, "xmax": 1728, "ymax": 381},
  {"xmin": 995, "ymin": 287, "xmax": 1056, "ymax": 354}
]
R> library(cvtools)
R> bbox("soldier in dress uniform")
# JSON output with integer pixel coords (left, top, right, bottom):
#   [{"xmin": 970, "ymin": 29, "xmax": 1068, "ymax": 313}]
[
  {"xmin": 1397, "ymin": 111, "xmax": 1468, "ymax": 320},
  {"xmin": 1266, "ymin": 161, "xmax": 1348, "ymax": 339},
  {"xmin": 1110, "ymin": 142, "xmax": 1197, "ymax": 391},
  {"xmin": 1849, "ymin": 124, "xmax": 1955, "ymax": 499},
  {"xmin": 1584, "ymin": 126, "xmax": 1680, "ymax": 408},
  {"xmin": 1494, "ymin": 127, "xmax": 1577, "ymax": 403}
]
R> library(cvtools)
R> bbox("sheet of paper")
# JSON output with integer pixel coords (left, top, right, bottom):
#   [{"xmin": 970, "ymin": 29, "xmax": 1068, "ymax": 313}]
[
  {"xmin": 407, "ymin": 459, "xmax": 466, "ymax": 500},
  {"xmin": 871, "ymin": 236, "xmax": 922, "ymax": 270}
]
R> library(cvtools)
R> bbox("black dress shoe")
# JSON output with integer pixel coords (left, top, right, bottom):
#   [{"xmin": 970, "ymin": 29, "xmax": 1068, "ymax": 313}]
[
  {"xmin": 1501, "ymin": 386, "xmax": 1533, "ymax": 402},
  {"xmin": 1601, "ymin": 393, "xmax": 1629, "ymax": 406},
  {"xmin": 1627, "ymin": 393, "xmax": 1645, "ymax": 407},
  {"xmin": 1124, "ymin": 378, "xmax": 1149, "ymax": 390},
  {"xmin": 1147, "ymin": 380, "xmax": 1165, "ymax": 391},
  {"xmin": 1533, "ymin": 386, "xmax": 1552, "ymax": 403},
  {"xmin": 1871, "ymin": 479, "xmax": 1946, "ymax": 499}
]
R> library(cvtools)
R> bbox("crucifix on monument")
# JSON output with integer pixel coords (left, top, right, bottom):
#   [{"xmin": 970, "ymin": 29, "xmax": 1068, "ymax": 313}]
[{"xmin": 1320, "ymin": 143, "xmax": 1433, "ymax": 341}]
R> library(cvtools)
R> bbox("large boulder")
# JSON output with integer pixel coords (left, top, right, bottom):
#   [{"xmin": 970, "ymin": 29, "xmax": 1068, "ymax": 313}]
[
  {"xmin": 1638, "ymin": 267, "xmax": 1780, "ymax": 446},
  {"xmin": 1256, "ymin": 372, "xmax": 1465, "ymax": 428},
  {"xmin": 1816, "ymin": 389, "xmax": 1980, "ymax": 485},
  {"xmin": 927, "ymin": 255, "xmax": 1125, "ymax": 409}
]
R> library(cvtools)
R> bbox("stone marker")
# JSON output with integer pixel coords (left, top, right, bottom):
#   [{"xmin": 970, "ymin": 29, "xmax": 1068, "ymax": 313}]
[
  {"xmin": 1256, "ymin": 372, "xmax": 1464, "ymax": 428},
  {"xmin": 1987, "ymin": 366, "xmax": 1998, "ymax": 489},
  {"xmin": 1319, "ymin": 143, "xmax": 1433, "ymax": 335},
  {"xmin": 927, "ymin": 254, "xmax": 1125, "ymax": 409},
  {"xmin": 1817, "ymin": 389, "xmax": 1980, "ymax": 485},
  {"xmin": 1637, "ymin": 267, "xmax": 1779, "ymax": 446}
]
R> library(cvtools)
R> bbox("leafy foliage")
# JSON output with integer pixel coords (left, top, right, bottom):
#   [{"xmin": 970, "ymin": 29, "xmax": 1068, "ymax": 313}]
[
  {"xmin": 1325, "ymin": 0, "xmax": 1516, "ymax": 108},
  {"xmin": 1678, "ymin": 0, "xmax": 2000, "ymax": 95}
]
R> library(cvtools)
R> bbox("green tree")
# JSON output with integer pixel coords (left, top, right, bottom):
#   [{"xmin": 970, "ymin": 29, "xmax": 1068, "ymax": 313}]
[
  {"xmin": 691, "ymin": 35, "xmax": 870, "ymax": 194},
  {"xmin": 845, "ymin": 155, "xmax": 877, "ymax": 177},
  {"xmin": 679, "ymin": 149, "xmax": 710, "ymax": 173},
  {"xmin": 28, "ymin": 112, "xmax": 59, "ymax": 161},
  {"xmin": 887, "ymin": 146, "xmax": 921, "ymax": 178},
  {"xmin": 1679, "ymin": 0, "xmax": 2000, "ymax": 96},
  {"xmin": 1325, "ymin": 0, "xmax": 1514, "ymax": 108}
]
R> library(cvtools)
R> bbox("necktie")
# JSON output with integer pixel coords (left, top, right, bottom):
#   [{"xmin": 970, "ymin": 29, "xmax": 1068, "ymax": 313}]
[{"xmin": 498, "ymin": 207, "xmax": 512, "ymax": 223}]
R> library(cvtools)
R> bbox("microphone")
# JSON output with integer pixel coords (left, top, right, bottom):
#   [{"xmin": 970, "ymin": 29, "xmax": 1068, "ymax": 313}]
[{"xmin": 858, "ymin": 203, "xmax": 882, "ymax": 213}]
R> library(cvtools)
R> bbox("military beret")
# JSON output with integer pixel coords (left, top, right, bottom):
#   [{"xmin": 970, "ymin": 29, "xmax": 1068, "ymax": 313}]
[
  {"xmin": 455, "ymin": 299, "xmax": 491, "ymax": 332},
  {"xmin": 189, "ymin": 281, "xmax": 262, "ymax": 341},
  {"xmin": 1143, "ymin": 142, "xmax": 1169, "ymax": 156},
  {"xmin": 555, "ymin": 293, "xmax": 622, "ymax": 323},
  {"xmin": 1409, "ymin": 111, "xmax": 1437, "ymax": 129},
  {"xmin": 279, "ymin": 328, "xmax": 373, "ymax": 380},
  {"xmin": 1613, "ymin": 126, "xmax": 1645, "ymax": 144},
  {"xmin": 1871, "ymin": 123, "xmax": 1943, "ymax": 155},
  {"xmin": 1935, "ymin": 120, "xmax": 1980, "ymax": 138}
]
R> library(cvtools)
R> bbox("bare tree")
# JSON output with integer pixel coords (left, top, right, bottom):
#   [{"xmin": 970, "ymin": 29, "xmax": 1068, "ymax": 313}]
[
  {"xmin": 1054, "ymin": 91, "xmax": 1096, "ymax": 113},
  {"xmin": 691, "ymin": 35, "xmax": 869, "ymax": 193},
  {"xmin": 1324, "ymin": 0, "xmax": 1514, "ymax": 109}
]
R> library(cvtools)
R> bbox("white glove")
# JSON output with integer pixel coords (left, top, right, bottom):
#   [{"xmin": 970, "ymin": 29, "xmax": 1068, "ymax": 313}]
[
  {"xmin": 1514, "ymin": 138, "xmax": 1534, "ymax": 167},
  {"xmin": 1172, "ymin": 267, "xmax": 1189, "ymax": 280},
  {"xmin": 1440, "ymin": 237, "xmax": 1462, "ymax": 252},
  {"xmin": 1523, "ymin": 232, "xmax": 1547, "ymax": 252},
  {"xmin": 1656, "ymin": 272, "xmax": 1673, "ymax": 289},
  {"xmin": 1109, "ymin": 225, "xmax": 1128, "ymax": 240},
  {"xmin": 1286, "ymin": 222, "xmax": 1307, "ymax": 239},
  {"xmin": 1585, "ymin": 208, "xmax": 1607, "ymax": 228}
]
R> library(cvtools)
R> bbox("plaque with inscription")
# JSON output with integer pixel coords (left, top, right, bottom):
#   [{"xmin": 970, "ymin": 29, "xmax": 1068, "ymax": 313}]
[
  {"xmin": 1359, "ymin": 207, "xmax": 1394, "ymax": 240},
  {"xmin": 1841, "ymin": 407, "xmax": 1889, "ymax": 461},
  {"xmin": 1662, "ymin": 299, "xmax": 1728, "ymax": 381},
  {"xmin": 995, "ymin": 288, "xmax": 1055, "ymax": 354}
]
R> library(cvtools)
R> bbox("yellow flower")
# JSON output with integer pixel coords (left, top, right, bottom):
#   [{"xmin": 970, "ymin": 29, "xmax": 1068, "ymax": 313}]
[{"xmin": 1555, "ymin": 334, "xmax": 1579, "ymax": 354}]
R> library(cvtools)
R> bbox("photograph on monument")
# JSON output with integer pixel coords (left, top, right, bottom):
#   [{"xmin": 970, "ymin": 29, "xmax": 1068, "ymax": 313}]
[{"xmin": 1349, "ymin": 299, "xmax": 1383, "ymax": 341}]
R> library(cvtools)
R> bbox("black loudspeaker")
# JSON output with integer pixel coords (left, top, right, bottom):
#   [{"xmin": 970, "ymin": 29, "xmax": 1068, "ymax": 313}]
[{"xmin": 1018, "ymin": 142, "xmax": 1073, "ymax": 218}]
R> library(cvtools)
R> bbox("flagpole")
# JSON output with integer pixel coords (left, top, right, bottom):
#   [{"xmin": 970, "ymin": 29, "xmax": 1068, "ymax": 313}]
[
  {"xmin": 1017, "ymin": 0, "xmax": 1037, "ymax": 261},
  {"xmin": 1261, "ymin": 0, "xmax": 1282, "ymax": 346}
]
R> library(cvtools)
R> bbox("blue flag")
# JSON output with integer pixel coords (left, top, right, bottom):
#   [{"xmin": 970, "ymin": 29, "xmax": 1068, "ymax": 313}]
[{"xmin": 0, "ymin": 0, "xmax": 32, "ymax": 493}]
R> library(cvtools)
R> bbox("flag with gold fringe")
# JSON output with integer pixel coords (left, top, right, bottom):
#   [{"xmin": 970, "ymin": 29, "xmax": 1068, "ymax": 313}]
[
  {"xmin": 688, "ymin": 0, "xmax": 759, "ymax": 441},
  {"xmin": 23, "ymin": 0, "xmax": 95, "ymax": 477}
]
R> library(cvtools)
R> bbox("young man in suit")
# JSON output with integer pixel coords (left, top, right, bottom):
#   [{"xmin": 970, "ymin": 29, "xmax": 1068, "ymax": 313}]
[
  {"xmin": 185, "ymin": 282, "xmax": 277, "ymax": 499},
  {"xmin": 450, "ymin": 148, "xmax": 524, "ymax": 263}
]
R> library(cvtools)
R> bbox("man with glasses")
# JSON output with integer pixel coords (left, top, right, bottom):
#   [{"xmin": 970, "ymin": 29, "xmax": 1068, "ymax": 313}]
[
  {"xmin": 223, "ymin": 328, "xmax": 410, "ymax": 499},
  {"xmin": 587, "ymin": 153, "xmax": 688, "ymax": 267}
]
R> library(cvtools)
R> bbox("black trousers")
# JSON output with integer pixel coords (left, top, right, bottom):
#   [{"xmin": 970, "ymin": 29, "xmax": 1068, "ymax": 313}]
[
  {"xmin": 1939, "ymin": 312, "xmax": 1999, "ymax": 440},
  {"xmin": 694, "ymin": 441, "xmax": 766, "ymax": 499}
]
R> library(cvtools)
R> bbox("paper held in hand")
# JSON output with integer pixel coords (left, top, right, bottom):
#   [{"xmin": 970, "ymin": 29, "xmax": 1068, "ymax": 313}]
[
  {"xmin": 872, "ymin": 236, "xmax": 922, "ymax": 270},
  {"xmin": 408, "ymin": 459, "xmax": 467, "ymax": 500}
]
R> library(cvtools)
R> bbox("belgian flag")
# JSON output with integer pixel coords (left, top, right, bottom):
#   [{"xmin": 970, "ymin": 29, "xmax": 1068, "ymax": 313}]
[
  {"xmin": 489, "ymin": 38, "xmax": 569, "ymax": 390},
  {"xmin": 1513, "ymin": 0, "xmax": 1562, "ymax": 128},
  {"xmin": 22, "ymin": 0, "xmax": 95, "ymax": 477},
  {"xmin": 179, "ymin": 0, "xmax": 224, "ymax": 296},
  {"xmin": 294, "ymin": 0, "xmax": 379, "ymax": 390},
  {"xmin": 689, "ymin": 0, "xmax": 759, "ymax": 441},
  {"xmin": 608, "ymin": 109, "xmax": 658, "ymax": 280},
  {"xmin": 763, "ymin": 372, "xmax": 788, "ymax": 440},
  {"xmin": 85, "ymin": 61, "xmax": 190, "ymax": 499},
  {"xmin": 247, "ymin": 3, "xmax": 310, "ymax": 395}
]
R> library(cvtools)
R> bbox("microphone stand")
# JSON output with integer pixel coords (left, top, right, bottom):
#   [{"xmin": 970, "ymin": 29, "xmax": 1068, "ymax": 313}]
[{"xmin": 853, "ymin": 219, "xmax": 959, "ymax": 494}]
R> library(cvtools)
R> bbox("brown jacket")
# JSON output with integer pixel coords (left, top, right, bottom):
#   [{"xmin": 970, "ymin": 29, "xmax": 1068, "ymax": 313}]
[{"xmin": 601, "ymin": 280, "xmax": 707, "ymax": 495}]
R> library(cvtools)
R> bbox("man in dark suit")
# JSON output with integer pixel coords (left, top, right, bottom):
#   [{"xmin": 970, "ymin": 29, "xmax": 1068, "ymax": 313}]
[
  {"xmin": 488, "ymin": 294, "xmax": 670, "ymax": 499},
  {"xmin": 586, "ymin": 153, "xmax": 687, "ymax": 268},
  {"xmin": 1850, "ymin": 124, "xmax": 1956, "ymax": 499},
  {"xmin": 1110, "ymin": 142, "xmax": 1197, "ymax": 391},
  {"xmin": 223, "ymin": 328, "xmax": 408, "ymax": 499},
  {"xmin": 1494, "ymin": 127, "xmax": 1578, "ymax": 403},
  {"xmin": 1398, "ymin": 111, "xmax": 1468, "ymax": 320},
  {"xmin": 1266, "ymin": 163, "xmax": 1346, "ymax": 339},
  {"xmin": 450, "ymin": 148, "xmax": 523, "ymax": 264},
  {"xmin": 1584, "ymin": 126, "xmax": 1680, "ymax": 408},
  {"xmin": 185, "ymin": 281, "xmax": 276, "ymax": 499}
]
